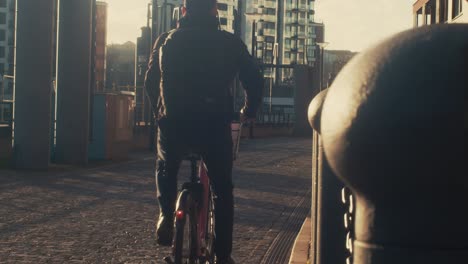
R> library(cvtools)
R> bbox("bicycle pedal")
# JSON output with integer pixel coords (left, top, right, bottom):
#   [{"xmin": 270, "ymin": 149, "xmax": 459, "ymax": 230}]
[{"xmin": 163, "ymin": 256, "xmax": 174, "ymax": 264}]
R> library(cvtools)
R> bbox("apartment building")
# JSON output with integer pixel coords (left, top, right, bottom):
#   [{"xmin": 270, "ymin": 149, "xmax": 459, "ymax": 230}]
[
  {"xmin": 217, "ymin": 0, "xmax": 239, "ymax": 33},
  {"xmin": 248, "ymin": 0, "xmax": 323, "ymax": 66},
  {"xmin": 413, "ymin": 0, "xmax": 467, "ymax": 26},
  {"xmin": 0, "ymin": 0, "xmax": 14, "ymax": 101},
  {"xmin": 242, "ymin": 0, "xmax": 323, "ymax": 115},
  {"xmin": 153, "ymin": 0, "xmax": 239, "ymax": 35}
]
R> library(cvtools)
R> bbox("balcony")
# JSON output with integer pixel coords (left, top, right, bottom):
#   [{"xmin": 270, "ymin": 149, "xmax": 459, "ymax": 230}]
[
  {"xmin": 261, "ymin": 15, "xmax": 277, "ymax": 23},
  {"xmin": 262, "ymin": 1, "xmax": 277, "ymax": 9},
  {"xmin": 263, "ymin": 28, "xmax": 276, "ymax": 36},
  {"xmin": 285, "ymin": 18, "xmax": 307, "ymax": 25},
  {"xmin": 288, "ymin": 5, "xmax": 307, "ymax": 12}
]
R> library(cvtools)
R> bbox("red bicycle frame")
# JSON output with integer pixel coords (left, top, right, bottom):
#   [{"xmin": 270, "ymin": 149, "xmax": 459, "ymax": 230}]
[{"xmin": 196, "ymin": 161, "xmax": 210, "ymax": 256}]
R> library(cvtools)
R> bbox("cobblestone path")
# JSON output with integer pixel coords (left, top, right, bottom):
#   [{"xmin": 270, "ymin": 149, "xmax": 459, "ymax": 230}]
[{"xmin": 0, "ymin": 137, "xmax": 311, "ymax": 263}]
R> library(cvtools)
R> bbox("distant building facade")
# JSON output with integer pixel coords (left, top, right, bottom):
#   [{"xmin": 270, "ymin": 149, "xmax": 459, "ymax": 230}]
[
  {"xmin": 240, "ymin": 0, "xmax": 324, "ymax": 116},
  {"xmin": 217, "ymin": 0, "xmax": 238, "ymax": 33},
  {"xmin": 106, "ymin": 41, "xmax": 136, "ymax": 92},
  {"xmin": 246, "ymin": 0, "xmax": 323, "ymax": 67},
  {"xmin": 153, "ymin": 0, "xmax": 183, "ymax": 37},
  {"xmin": 135, "ymin": 27, "xmax": 152, "ymax": 124},
  {"xmin": 413, "ymin": 0, "xmax": 467, "ymax": 26},
  {"xmin": 95, "ymin": 1, "xmax": 108, "ymax": 92},
  {"xmin": 323, "ymin": 50, "xmax": 357, "ymax": 87}
]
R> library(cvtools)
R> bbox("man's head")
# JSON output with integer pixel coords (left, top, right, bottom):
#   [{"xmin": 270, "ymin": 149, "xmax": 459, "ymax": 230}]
[{"xmin": 182, "ymin": 0, "xmax": 217, "ymax": 17}]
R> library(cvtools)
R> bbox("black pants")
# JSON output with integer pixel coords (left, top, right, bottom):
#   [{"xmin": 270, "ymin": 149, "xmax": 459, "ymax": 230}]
[{"xmin": 156, "ymin": 119, "xmax": 234, "ymax": 259}]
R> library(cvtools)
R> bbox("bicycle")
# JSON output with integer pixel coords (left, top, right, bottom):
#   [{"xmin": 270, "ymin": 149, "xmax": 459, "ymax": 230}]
[{"xmin": 164, "ymin": 121, "xmax": 242, "ymax": 264}]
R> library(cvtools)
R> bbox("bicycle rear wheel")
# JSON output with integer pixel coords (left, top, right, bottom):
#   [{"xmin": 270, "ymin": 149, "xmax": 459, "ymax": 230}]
[
  {"xmin": 203, "ymin": 190, "xmax": 216, "ymax": 264},
  {"xmin": 174, "ymin": 192, "xmax": 198, "ymax": 264}
]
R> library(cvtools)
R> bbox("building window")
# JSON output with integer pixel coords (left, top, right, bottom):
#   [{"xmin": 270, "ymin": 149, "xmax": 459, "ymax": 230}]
[
  {"xmin": 220, "ymin": 17, "xmax": 227, "ymax": 26},
  {"xmin": 0, "ymin": 29, "xmax": 4, "ymax": 42},
  {"xmin": 452, "ymin": 0, "xmax": 463, "ymax": 19},
  {"xmin": 0, "ymin": 13, "xmax": 5, "ymax": 24},
  {"xmin": 0, "ymin": 0, "xmax": 6, "ymax": 8},
  {"xmin": 217, "ymin": 3, "xmax": 228, "ymax": 11},
  {"xmin": 308, "ymin": 26, "xmax": 315, "ymax": 35},
  {"xmin": 0, "ymin": 47, "xmax": 5, "ymax": 58},
  {"xmin": 440, "ymin": 0, "xmax": 449, "ymax": 22},
  {"xmin": 263, "ymin": 22, "xmax": 273, "ymax": 29}
]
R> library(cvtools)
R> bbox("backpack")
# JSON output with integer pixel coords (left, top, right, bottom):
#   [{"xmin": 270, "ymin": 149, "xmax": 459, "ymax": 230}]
[{"xmin": 158, "ymin": 28, "xmax": 237, "ymax": 121}]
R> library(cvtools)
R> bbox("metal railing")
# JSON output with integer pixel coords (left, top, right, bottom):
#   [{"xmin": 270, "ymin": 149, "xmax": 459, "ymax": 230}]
[
  {"xmin": 0, "ymin": 75, "xmax": 14, "ymax": 127},
  {"xmin": 0, "ymin": 101, "xmax": 13, "ymax": 126},
  {"xmin": 256, "ymin": 111, "xmax": 294, "ymax": 127}
]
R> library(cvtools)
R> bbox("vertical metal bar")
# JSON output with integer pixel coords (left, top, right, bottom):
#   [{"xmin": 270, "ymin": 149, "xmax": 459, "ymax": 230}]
[
  {"xmin": 0, "ymin": 80, "xmax": 4, "ymax": 122},
  {"xmin": 89, "ymin": 0, "xmax": 96, "ymax": 142},
  {"xmin": 251, "ymin": 20, "xmax": 256, "ymax": 56},
  {"xmin": 320, "ymin": 47, "xmax": 324, "ymax": 91},
  {"xmin": 268, "ymin": 63, "xmax": 273, "ymax": 113}
]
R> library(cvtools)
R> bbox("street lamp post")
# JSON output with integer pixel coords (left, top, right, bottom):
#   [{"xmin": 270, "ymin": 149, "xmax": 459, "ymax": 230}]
[{"xmin": 316, "ymin": 42, "xmax": 329, "ymax": 91}]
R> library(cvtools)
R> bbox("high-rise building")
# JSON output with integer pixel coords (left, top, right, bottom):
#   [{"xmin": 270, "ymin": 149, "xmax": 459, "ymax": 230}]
[
  {"xmin": 413, "ymin": 0, "xmax": 467, "ymax": 26},
  {"xmin": 0, "ymin": 0, "xmax": 15, "ymax": 101},
  {"xmin": 241, "ymin": 0, "xmax": 324, "ymax": 115},
  {"xmin": 95, "ymin": 1, "xmax": 108, "ymax": 92},
  {"xmin": 152, "ymin": 0, "xmax": 240, "ymax": 37},
  {"xmin": 217, "ymin": 0, "xmax": 239, "ymax": 33},
  {"xmin": 247, "ymin": 0, "xmax": 323, "ymax": 67}
]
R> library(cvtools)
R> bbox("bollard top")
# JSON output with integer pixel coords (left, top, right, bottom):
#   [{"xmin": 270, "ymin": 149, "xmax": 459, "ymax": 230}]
[
  {"xmin": 308, "ymin": 89, "xmax": 328, "ymax": 134},
  {"xmin": 321, "ymin": 24, "xmax": 467, "ymax": 199}
]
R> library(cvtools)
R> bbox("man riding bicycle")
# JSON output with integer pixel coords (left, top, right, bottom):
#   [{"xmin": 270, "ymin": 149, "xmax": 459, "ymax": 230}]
[{"xmin": 144, "ymin": 0, "xmax": 263, "ymax": 262}]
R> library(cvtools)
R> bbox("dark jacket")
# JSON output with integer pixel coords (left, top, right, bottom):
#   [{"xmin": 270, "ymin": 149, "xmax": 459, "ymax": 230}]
[{"xmin": 144, "ymin": 15, "xmax": 264, "ymax": 122}]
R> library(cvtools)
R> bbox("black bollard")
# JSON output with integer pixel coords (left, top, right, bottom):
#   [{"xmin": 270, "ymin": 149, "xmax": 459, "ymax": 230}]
[
  {"xmin": 308, "ymin": 88, "xmax": 348, "ymax": 264},
  {"xmin": 321, "ymin": 24, "xmax": 468, "ymax": 264}
]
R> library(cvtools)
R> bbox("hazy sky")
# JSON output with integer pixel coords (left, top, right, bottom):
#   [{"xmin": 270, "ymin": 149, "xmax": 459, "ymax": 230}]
[{"xmin": 106, "ymin": 0, "xmax": 415, "ymax": 52}]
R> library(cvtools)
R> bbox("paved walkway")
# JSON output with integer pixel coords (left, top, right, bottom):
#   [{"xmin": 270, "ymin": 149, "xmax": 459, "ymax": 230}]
[{"xmin": 0, "ymin": 137, "xmax": 311, "ymax": 263}]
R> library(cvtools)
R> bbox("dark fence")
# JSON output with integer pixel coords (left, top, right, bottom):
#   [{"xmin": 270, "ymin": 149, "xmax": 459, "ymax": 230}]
[
  {"xmin": 256, "ymin": 111, "xmax": 294, "ymax": 127},
  {"xmin": 0, "ymin": 101, "xmax": 13, "ymax": 126}
]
